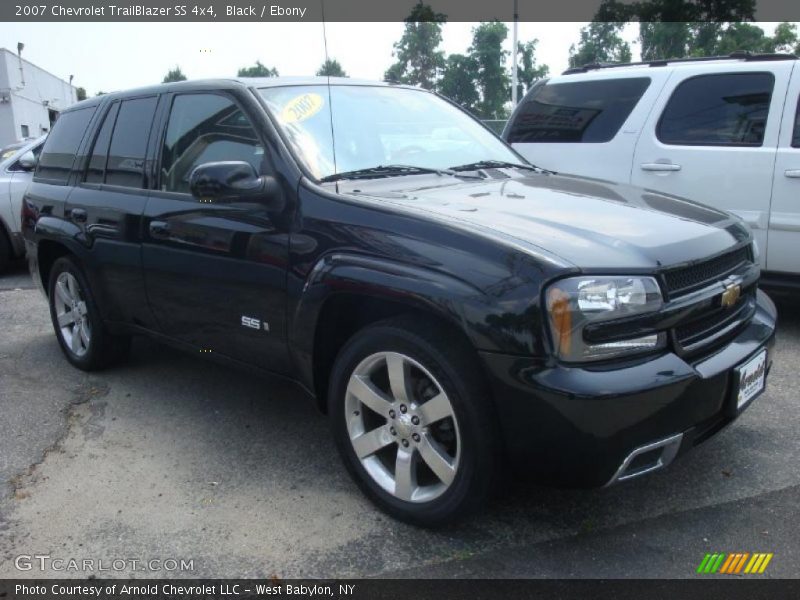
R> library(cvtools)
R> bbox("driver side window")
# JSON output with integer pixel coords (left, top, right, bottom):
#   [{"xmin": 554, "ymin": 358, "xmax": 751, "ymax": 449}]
[{"xmin": 160, "ymin": 93, "xmax": 264, "ymax": 194}]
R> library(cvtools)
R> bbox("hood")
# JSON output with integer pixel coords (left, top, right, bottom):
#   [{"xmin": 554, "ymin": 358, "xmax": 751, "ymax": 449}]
[{"xmin": 337, "ymin": 172, "xmax": 751, "ymax": 270}]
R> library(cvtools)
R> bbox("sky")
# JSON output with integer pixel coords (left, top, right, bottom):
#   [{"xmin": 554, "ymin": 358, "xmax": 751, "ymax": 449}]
[{"xmin": 0, "ymin": 21, "xmax": 785, "ymax": 96}]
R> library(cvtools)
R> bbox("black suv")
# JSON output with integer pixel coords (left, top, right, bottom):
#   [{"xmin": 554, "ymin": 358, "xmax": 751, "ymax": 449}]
[{"xmin": 22, "ymin": 78, "xmax": 776, "ymax": 526}]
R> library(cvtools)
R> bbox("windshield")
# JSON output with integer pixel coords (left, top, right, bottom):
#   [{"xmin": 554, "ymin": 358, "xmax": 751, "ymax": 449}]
[{"xmin": 259, "ymin": 85, "xmax": 521, "ymax": 180}]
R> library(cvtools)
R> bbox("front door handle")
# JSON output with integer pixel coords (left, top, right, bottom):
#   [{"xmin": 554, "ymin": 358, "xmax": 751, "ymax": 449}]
[
  {"xmin": 785, "ymin": 169, "xmax": 800, "ymax": 178},
  {"xmin": 640, "ymin": 162, "xmax": 682, "ymax": 172},
  {"xmin": 69, "ymin": 208, "xmax": 87, "ymax": 223},
  {"xmin": 149, "ymin": 221, "xmax": 171, "ymax": 238}
]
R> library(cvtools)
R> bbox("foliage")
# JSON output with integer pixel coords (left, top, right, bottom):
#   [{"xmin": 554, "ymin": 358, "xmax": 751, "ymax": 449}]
[
  {"xmin": 162, "ymin": 66, "xmax": 187, "ymax": 83},
  {"xmin": 75, "ymin": 87, "xmax": 87, "ymax": 101},
  {"xmin": 516, "ymin": 40, "xmax": 549, "ymax": 98},
  {"xmin": 383, "ymin": 2, "xmax": 446, "ymax": 89},
  {"xmin": 469, "ymin": 21, "xmax": 510, "ymax": 119},
  {"xmin": 317, "ymin": 58, "xmax": 347, "ymax": 77},
  {"xmin": 237, "ymin": 61, "xmax": 279, "ymax": 78},
  {"xmin": 438, "ymin": 54, "xmax": 480, "ymax": 112},
  {"xmin": 568, "ymin": 22, "xmax": 632, "ymax": 68},
  {"xmin": 636, "ymin": 21, "xmax": 799, "ymax": 60}
]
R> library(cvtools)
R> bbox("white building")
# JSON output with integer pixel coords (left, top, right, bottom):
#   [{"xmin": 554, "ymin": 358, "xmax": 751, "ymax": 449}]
[{"xmin": 0, "ymin": 47, "xmax": 77, "ymax": 146}]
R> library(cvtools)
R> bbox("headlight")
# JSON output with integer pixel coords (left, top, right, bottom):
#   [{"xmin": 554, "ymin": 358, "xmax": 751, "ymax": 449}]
[{"xmin": 545, "ymin": 276, "xmax": 666, "ymax": 362}]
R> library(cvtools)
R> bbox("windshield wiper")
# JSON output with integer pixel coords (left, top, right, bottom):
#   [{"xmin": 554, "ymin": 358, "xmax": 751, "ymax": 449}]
[
  {"xmin": 448, "ymin": 160, "xmax": 554, "ymax": 174},
  {"xmin": 319, "ymin": 164, "xmax": 482, "ymax": 183}
]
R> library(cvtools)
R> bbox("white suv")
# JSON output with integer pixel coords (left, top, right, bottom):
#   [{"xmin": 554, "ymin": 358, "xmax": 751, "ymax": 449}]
[{"xmin": 504, "ymin": 52, "xmax": 800, "ymax": 285}]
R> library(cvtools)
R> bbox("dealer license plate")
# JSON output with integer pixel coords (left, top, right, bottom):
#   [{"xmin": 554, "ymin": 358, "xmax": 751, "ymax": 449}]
[{"xmin": 735, "ymin": 349, "xmax": 767, "ymax": 411}]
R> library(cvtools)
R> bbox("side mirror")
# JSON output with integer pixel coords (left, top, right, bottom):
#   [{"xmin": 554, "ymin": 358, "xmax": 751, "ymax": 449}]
[
  {"xmin": 189, "ymin": 161, "xmax": 284, "ymax": 211},
  {"xmin": 17, "ymin": 150, "xmax": 37, "ymax": 171}
]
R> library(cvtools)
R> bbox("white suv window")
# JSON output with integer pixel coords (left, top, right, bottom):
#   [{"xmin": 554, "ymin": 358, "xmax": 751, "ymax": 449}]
[
  {"xmin": 506, "ymin": 78, "xmax": 651, "ymax": 143},
  {"xmin": 657, "ymin": 72, "xmax": 774, "ymax": 147}
]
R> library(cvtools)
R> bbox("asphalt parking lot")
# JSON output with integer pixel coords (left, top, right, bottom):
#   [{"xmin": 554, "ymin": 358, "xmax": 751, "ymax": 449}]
[{"xmin": 1, "ymin": 259, "xmax": 799, "ymax": 578}]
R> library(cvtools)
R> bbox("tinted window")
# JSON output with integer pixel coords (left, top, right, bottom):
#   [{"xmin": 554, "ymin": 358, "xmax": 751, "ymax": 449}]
[
  {"xmin": 85, "ymin": 103, "xmax": 119, "ymax": 184},
  {"xmin": 506, "ymin": 78, "xmax": 651, "ymax": 143},
  {"xmin": 160, "ymin": 94, "xmax": 264, "ymax": 194},
  {"xmin": 658, "ymin": 73, "xmax": 774, "ymax": 146},
  {"xmin": 36, "ymin": 107, "xmax": 95, "ymax": 183},
  {"xmin": 793, "ymin": 97, "xmax": 800, "ymax": 148},
  {"xmin": 105, "ymin": 96, "xmax": 157, "ymax": 188}
]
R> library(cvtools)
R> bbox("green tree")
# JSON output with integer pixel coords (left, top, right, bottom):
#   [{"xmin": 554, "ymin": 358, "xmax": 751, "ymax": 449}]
[
  {"xmin": 516, "ymin": 40, "xmax": 549, "ymax": 98},
  {"xmin": 75, "ymin": 87, "xmax": 87, "ymax": 101},
  {"xmin": 439, "ymin": 54, "xmax": 479, "ymax": 112},
  {"xmin": 162, "ymin": 66, "xmax": 187, "ymax": 83},
  {"xmin": 772, "ymin": 22, "xmax": 800, "ymax": 54},
  {"xmin": 594, "ymin": 0, "xmax": 759, "ymax": 60},
  {"xmin": 637, "ymin": 21, "xmax": 798, "ymax": 60},
  {"xmin": 316, "ymin": 58, "xmax": 347, "ymax": 77},
  {"xmin": 639, "ymin": 23, "xmax": 692, "ymax": 60},
  {"xmin": 469, "ymin": 21, "xmax": 510, "ymax": 119},
  {"xmin": 95, "ymin": 91, "xmax": 106, "ymax": 97},
  {"xmin": 383, "ymin": 2, "xmax": 446, "ymax": 89},
  {"xmin": 597, "ymin": 0, "xmax": 755, "ymax": 23},
  {"xmin": 569, "ymin": 22, "xmax": 632, "ymax": 68},
  {"xmin": 237, "ymin": 61, "xmax": 279, "ymax": 77}
]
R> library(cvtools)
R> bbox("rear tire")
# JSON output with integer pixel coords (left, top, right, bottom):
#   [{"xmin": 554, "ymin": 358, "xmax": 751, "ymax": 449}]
[
  {"xmin": 47, "ymin": 256, "xmax": 130, "ymax": 371},
  {"xmin": 328, "ymin": 315, "xmax": 500, "ymax": 527}
]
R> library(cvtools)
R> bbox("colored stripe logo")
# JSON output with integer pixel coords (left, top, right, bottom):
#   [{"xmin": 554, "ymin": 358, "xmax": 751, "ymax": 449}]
[{"xmin": 697, "ymin": 553, "xmax": 773, "ymax": 574}]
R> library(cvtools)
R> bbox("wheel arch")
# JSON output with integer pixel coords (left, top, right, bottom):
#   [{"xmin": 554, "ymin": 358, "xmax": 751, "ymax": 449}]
[{"xmin": 291, "ymin": 254, "xmax": 488, "ymax": 411}]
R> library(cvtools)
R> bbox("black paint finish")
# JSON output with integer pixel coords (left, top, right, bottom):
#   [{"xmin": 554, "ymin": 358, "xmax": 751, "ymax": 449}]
[{"xmin": 21, "ymin": 78, "xmax": 777, "ymax": 486}]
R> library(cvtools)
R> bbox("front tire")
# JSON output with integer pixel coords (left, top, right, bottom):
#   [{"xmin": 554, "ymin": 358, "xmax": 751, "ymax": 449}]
[
  {"xmin": 47, "ymin": 256, "xmax": 130, "ymax": 371},
  {"xmin": 328, "ymin": 316, "xmax": 500, "ymax": 527}
]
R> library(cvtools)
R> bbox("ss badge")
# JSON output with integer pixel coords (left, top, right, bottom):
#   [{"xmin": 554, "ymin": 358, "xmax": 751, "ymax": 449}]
[{"xmin": 241, "ymin": 316, "xmax": 269, "ymax": 332}]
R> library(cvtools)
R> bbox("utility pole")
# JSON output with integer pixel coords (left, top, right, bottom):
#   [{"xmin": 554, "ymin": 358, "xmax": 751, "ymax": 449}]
[{"xmin": 511, "ymin": 0, "xmax": 518, "ymax": 107}]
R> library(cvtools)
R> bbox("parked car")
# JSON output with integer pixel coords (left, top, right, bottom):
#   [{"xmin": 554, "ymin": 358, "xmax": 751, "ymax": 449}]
[
  {"xmin": 504, "ymin": 52, "xmax": 800, "ymax": 287},
  {"xmin": 0, "ymin": 136, "xmax": 46, "ymax": 271},
  {"xmin": 22, "ymin": 78, "xmax": 776, "ymax": 526}
]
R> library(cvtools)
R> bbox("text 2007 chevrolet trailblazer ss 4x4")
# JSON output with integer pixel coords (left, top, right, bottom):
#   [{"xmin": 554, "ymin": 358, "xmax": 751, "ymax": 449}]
[{"xmin": 22, "ymin": 77, "xmax": 776, "ymax": 526}]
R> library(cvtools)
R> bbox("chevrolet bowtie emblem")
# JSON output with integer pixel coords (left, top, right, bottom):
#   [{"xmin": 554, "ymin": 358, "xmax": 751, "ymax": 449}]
[{"xmin": 721, "ymin": 283, "xmax": 742, "ymax": 308}]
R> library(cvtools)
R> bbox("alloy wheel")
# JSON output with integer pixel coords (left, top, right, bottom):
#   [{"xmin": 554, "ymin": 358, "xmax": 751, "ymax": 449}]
[
  {"xmin": 53, "ymin": 271, "xmax": 91, "ymax": 357},
  {"xmin": 345, "ymin": 351, "xmax": 461, "ymax": 503}
]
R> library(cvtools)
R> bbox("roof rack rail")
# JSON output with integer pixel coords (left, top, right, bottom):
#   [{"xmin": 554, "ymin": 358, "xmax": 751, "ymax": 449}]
[{"xmin": 562, "ymin": 51, "xmax": 798, "ymax": 75}]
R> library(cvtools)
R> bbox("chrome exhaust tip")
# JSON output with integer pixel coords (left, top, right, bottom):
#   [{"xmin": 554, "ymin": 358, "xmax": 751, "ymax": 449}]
[{"xmin": 604, "ymin": 432, "xmax": 684, "ymax": 487}]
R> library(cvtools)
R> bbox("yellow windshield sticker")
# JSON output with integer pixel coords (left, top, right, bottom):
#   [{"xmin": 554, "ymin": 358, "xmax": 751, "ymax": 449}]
[{"xmin": 281, "ymin": 93, "xmax": 324, "ymax": 123}]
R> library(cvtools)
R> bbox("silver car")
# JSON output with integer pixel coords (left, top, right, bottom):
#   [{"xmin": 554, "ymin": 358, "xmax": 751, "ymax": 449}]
[{"xmin": 0, "ymin": 136, "xmax": 46, "ymax": 272}]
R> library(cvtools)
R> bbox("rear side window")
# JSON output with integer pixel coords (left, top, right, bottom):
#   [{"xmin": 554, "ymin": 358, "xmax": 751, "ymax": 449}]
[
  {"xmin": 506, "ymin": 78, "xmax": 651, "ymax": 143},
  {"xmin": 85, "ymin": 103, "xmax": 120, "ymax": 184},
  {"xmin": 160, "ymin": 93, "xmax": 263, "ymax": 194},
  {"xmin": 36, "ymin": 107, "xmax": 95, "ymax": 183},
  {"xmin": 793, "ymin": 97, "xmax": 800, "ymax": 148},
  {"xmin": 658, "ymin": 73, "xmax": 774, "ymax": 147},
  {"xmin": 105, "ymin": 96, "xmax": 158, "ymax": 188}
]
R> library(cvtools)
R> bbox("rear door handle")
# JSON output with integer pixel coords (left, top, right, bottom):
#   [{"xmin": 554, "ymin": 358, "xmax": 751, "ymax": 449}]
[
  {"xmin": 69, "ymin": 208, "xmax": 87, "ymax": 223},
  {"xmin": 785, "ymin": 169, "xmax": 800, "ymax": 178},
  {"xmin": 149, "ymin": 221, "xmax": 171, "ymax": 238},
  {"xmin": 640, "ymin": 163, "xmax": 682, "ymax": 172}
]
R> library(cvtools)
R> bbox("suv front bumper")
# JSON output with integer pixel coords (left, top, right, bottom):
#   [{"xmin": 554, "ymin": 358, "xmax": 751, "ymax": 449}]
[{"xmin": 479, "ymin": 289, "xmax": 777, "ymax": 487}]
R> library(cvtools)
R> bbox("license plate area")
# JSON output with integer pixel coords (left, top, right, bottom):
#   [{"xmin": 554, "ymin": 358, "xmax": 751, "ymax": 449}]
[{"xmin": 730, "ymin": 348, "xmax": 767, "ymax": 416}]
